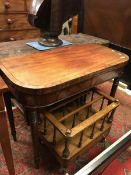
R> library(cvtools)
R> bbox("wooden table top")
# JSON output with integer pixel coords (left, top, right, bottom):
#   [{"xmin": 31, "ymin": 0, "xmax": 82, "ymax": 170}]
[{"xmin": 0, "ymin": 44, "xmax": 128, "ymax": 93}]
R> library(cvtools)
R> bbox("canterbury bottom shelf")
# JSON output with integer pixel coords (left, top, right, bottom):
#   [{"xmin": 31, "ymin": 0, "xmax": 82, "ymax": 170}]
[{"xmin": 38, "ymin": 88, "xmax": 119, "ymax": 164}]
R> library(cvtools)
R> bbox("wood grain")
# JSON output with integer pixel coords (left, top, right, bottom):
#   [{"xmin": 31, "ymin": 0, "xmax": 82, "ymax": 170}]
[
  {"xmin": 0, "ymin": 44, "xmax": 128, "ymax": 107},
  {"xmin": 0, "ymin": 44, "xmax": 128, "ymax": 90}
]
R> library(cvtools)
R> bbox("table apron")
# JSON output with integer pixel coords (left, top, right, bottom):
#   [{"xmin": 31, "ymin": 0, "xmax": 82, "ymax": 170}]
[{"xmin": 4, "ymin": 69, "xmax": 122, "ymax": 109}]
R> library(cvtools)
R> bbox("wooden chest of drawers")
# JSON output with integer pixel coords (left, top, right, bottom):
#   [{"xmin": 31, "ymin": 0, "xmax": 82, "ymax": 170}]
[{"xmin": 0, "ymin": 0, "xmax": 40, "ymax": 42}]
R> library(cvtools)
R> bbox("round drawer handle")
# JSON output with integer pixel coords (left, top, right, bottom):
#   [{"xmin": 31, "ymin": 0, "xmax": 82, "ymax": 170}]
[
  {"xmin": 9, "ymin": 37, "xmax": 16, "ymax": 41},
  {"xmin": 5, "ymin": 2, "xmax": 10, "ymax": 9},
  {"xmin": 7, "ymin": 19, "xmax": 13, "ymax": 25}
]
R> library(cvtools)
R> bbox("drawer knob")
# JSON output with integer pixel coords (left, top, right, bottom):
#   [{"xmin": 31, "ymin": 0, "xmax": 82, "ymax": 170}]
[
  {"xmin": 7, "ymin": 19, "xmax": 13, "ymax": 25},
  {"xmin": 10, "ymin": 37, "xmax": 16, "ymax": 41},
  {"xmin": 5, "ymin": 2, "xmax": 10, "ymax": 9}
]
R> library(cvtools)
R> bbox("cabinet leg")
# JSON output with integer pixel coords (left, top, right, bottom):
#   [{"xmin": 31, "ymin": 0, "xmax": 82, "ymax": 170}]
[{"xmin": 29, "ymin": 110, "xmax": 40, "ymax": 169}]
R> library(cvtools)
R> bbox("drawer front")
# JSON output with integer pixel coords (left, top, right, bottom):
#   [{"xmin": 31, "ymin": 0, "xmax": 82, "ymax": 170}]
[
  {"xmin": 0, "ymin": 14, "xmax": 32, "ymax": 30},
  {"xmin": 0, "ymin": 0, "xmax": 26, "ymax": 13},
  {"xmin": 0, "ymin": 29, "xmax": 40, "ymax": 42}
]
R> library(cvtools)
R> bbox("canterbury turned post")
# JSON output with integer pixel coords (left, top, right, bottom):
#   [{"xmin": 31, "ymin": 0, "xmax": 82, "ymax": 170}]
[{"xmin": 0, "ymin": 35, "xmax": 128, "ymax": 169}]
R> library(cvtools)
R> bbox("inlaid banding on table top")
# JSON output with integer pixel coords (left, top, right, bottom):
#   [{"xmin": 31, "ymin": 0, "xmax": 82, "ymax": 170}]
[{"xmin": 0, "ymin": 44, "xmax": 129, "ymax": 90}]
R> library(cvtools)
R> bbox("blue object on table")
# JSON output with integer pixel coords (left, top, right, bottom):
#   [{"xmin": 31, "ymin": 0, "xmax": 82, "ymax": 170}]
[{"xmin": 26, "ymin": 40, "xmax": 72, "ymax": 51}]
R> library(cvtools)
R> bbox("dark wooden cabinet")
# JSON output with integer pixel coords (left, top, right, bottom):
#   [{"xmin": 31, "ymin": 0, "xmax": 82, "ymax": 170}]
[{"xmin": 0, "ymin": 0, "xmax": 40, "ymax": 42}]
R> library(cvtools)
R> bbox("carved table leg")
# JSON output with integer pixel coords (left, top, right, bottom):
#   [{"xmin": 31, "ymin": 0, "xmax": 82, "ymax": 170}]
[
  {"xmin": 29, "ymin": 110, "xmax": 40, "ymax": 169},
  {"xmin": 3, "ymin": 92, "xmax": 17, "ymax": 141},
  {"xmin": 0, "ymin": 93, "xmax": 15, "ymax": 175}
]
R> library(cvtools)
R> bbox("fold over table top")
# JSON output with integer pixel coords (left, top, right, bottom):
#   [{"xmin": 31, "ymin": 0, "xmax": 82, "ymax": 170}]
[
  {"xmin": 0, "ymin": 43, "xmax": 129, "ymax": 107},
  {"xmin": 0, "ymin": 44, "xmax": 128, "ymax": 90}
]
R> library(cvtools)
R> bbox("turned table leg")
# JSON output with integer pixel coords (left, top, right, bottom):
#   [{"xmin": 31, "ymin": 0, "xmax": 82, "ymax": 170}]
[
  {"xmin": 0, "ymin": 93, "xmax": 15, "ymax": 175},
  {"xmin": 29, "ymin": 110, "xmax": 40, "ymax": 169},
  {"xmin": 110, "ymin": 77, "xmax": 120, "ymax": 97},
  {"xmin": 108, "ymin": 77, "xmax": 120, "ymax": 122}
]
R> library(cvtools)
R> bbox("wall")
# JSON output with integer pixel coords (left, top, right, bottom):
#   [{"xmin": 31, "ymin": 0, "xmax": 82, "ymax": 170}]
[{"xmin": 83, "ymin": 0, "xmax": 131, "ymax": 49}]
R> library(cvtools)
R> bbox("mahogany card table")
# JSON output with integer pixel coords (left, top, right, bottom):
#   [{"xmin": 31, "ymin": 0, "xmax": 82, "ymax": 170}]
[{"xmin": 0, "ymin": 34, "xmax": 128, "ymax": 169}]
